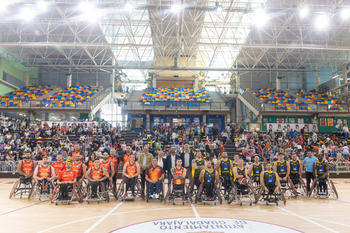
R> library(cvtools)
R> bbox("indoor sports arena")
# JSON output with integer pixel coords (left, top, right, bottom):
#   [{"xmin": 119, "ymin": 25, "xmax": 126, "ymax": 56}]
[{"xmin": 1, "ymin": 0, "xmax": 350, "ymax": 232}]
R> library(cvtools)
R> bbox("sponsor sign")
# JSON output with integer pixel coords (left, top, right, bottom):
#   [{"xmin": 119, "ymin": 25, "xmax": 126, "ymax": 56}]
[
  {"xmin": 267, "ymin": 123, "xmax": 318, "ymax": 132},
  {"xmin": 111, "ymin": 218, "xmax": 300, "ymax": 233}
]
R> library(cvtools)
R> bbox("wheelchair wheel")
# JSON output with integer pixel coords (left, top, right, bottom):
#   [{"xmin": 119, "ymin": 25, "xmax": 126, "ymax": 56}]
[
  {"xmin": 51, "ymin": 185, "xmax": 60, "ymax": 204},
  {"xmin": 214, "ymin": 185, "xmax": 222, "ymax": 204},
  {"xmin": 28, "ymin": 180, "xmax": 38, "ymax": 200},
  {"xmin": 72, "ymin": 184, "xmax": 81, "ymax": 202},
  {"xmin": 160, "ymin": 183, "xmax": 164, "ymax": 202},
  {"xmin": 184, "ymin": 184, "xmax": 192, "ymax": 204},
  {"xmin": 188, "ymin": 180, "xmax": 194, "ymax": 196},
  {"xmin": 256, "ymin": 188, "xmax": 264, "ymax": 204},
  {"xmin": 109, "ymin": 179, "xmax": 118, "ymax": 200},
  {"xmin": 278, "ymin": 187, "xmax": 286, "ymax": 205},
  {"xmin": 227, "ymin": 184, "xmax": 237, "ymax": 204},
  {"xmin": 136, "ymin": 179, "xmax": 144, "ymax": 200},
  {"xmin": 146, "ymin": 184, "xmax": 149, "ymax": 202},
  {"xmin": 288, "ymin": 178, "xmax": 297, "ymax": 198},
  {"xmin": 247, "ymin": 185, "xmax": 257, "ymax": 204},
  {"xmin": 195, "ymin": 184, "xmax": 203, "ymax": 204},
  {"xmin": 9, "ymin": 180, "xmax": 20, "ymax": 199},
  {"xmin": 299, "ymin": 179, "xmax": 308, "ymax": 197},
  {"xmin": 309, "ymin": 179, "xmax": 317, "ymax": 197},
  {"xmin": 164, "ymin": 184, "xmax": 171, "ymax": 204},
  {"xmin": 116, "ymin": 180, "xmax": 124, "ymax": 201},
  {"xmin": 329, "ymin": 180, "xmax": 339, "ymax": 199},
  {"xmin": 101, "ymin": 182, "xmax": 109, "ymax": 202},
  {"xmin": 81, "ymin": 181, "xmax": 90, "ymax": 200}
]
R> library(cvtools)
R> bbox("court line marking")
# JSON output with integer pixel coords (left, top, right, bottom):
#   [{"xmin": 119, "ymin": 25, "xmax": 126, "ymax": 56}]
[
  {"xmin": 84, "ymin": 202, "xmax": 124, "ymax": 233},
  {"xmin": 37, "ymin": 206, "xmax": 350, "ymax": 232},
  {"xmin": 0, "ymin": 200, "xmax": 48, "ymax": 217},
  {"xmin": 335, "ymin": 199, "xmax": 350, "ymax": 205},
  {"xmin": 191, "ymin": 204, "xmax": 200, "ymax": 218},
  {"xmin": 276, "ymin": 206, "xmax": 339, "ymax": 233}
]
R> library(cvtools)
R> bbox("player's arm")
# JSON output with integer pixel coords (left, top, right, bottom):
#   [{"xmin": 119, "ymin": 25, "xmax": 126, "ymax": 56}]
[
  {"xmin": 215, "ymin": 160, "xmax": 220, "ymax": 172},
  {"xmin": 244, "ymin": 168, "xmax": 250, "ymax": 181},
  {"xmin": 17, "ymin": 160, "xmax": 26, "ymax": 176},
  {"xmin": 323, "ymin": 162, "xmax": 330, "ymax": 178},
  {"xmin": 215, "ymin": 171, "xmax": 219, "ymax": 184},
  {"xmin": 81, "ymin": 164, "xmax": 87, "ymax": 179},
  {"xmin": 247, "ymin": 164, "xmax": 252, "ymax": 178},
  {"xmin": 70, "ymin": 177, "xmax": 77, "ymax": 184},
  {"xmin": 33, "ymin": 167, "xmax": 41, "ymax": 180},
  {"xmin": 49, "ymin": 166, "xmax": 56, "ymax": 181},
  {"xmin": 122, "ymin": 163, "xmax": 128, "ymax": 177},
  {"xmin": 260, "ymin": 172, "xmax": 267, "ymax": 191},
  {"xmin": 110, "ymin": 162, "xmax": 115, "ymax": 179},
  {"xmin": 275, "ymin": 174, "xmax": 281, "ymax": 192},
  {"xmin": 181, "ymin": 168, "xmax": 187, "ymax": 179},
  {"xmin": 192, "ymin": 159, "xmax": 199, "ymax": 170},
  {"xmin": 199, "ymin": 170, "xmax": 205, "ymax": 183},
  {"xmin": 233, "ymin": 167, "xmax": 243, "ymax": 179},
  {"xmin": 134, "ymin": 163, "xmax": 141, "ymax": 178},
  {"xmin": 261, "ymin": 164, "xmax": 265, "ymax": 172},
  {"xmin": 86, "ymin": 168, "xmax": 93, "ymax": 181},
  {"xmin": 101, "ymin": 168, "xmax": 109, "ymax": 181},
  {"xmin": 299, "ymin": 161, "xmax": 303, "ymax": 178},
  {"xmin": 273, "ymin": 162, "xmax": 277, "ymax": 173},
  {"xmin": 286, "ymin": 161, "xmax": 290, "ymax": 179}
]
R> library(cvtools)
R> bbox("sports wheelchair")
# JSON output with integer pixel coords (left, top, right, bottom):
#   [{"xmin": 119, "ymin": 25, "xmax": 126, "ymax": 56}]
[
  {"xmin": 28, "ymin": 179, "xmax": 56, "ymax": 201},
  {"xmin": 217, "ymin": 176, "xmax": 234, "ymax": 201},
  {"xmin": 187, "ymin": 177, "xmax": 201, "ymax": 197},
  {"xmin": 102, "ymin": 179, "xmax": 118, "ymax": 201},
  {"xmin": 227, "ymin": 179, "xmax": 257, "ymax": 206},
  {"xmin": 81, "ymin": 181, "xmax": 110, "ymax": 204},
  {"xmin": 309, "ymin": 177, "xmax": 338, "ymax": 199},
  {"xmin": 9, "ymin": 176, "xmax": 35, "ymax": 199},
  {"xmin": 50, "ymin": 183, "xmax": 81, "ymax": 205},
  {"xmin": 279, "ymin": 178, "xmax": 298, "ymax": 199},
  {"xmin": 249, "ymin": 176, "xmax": 262, "ymax": 197},
  {"xmin": 257, "ymin": 185, "xmax": 286, "ymax": 206},
  {"xmin": 146, "ymin": 181, "xmax": 165, "ymax": 202},
  {"xmin": 164, "ymin": 181, "xmax": 192, "ymax": 205},
  {"xmin": 289, "ymin": 175, "xmax": 308, "ymax": 197},
  {"xmin": 195, "ymin": 183, "xmax": 222, "ymax": 205},
  {"xmin": 116, "ymin": 178, "xmax": 144, "ymax": 201}
]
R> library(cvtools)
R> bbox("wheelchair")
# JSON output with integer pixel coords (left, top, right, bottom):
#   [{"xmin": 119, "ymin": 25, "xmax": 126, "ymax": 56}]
[
  {"xmin": 116, "ymin": 178, "xmax": 144, "ymax": 201},
  {"xmin": 102, "ymin": 179, "xmax": 118, "ymax": 201},
  {"xmin": 249, "ymin": 176, "xmax": 262, "ymax": 197},
  {"xmin": 309, "ymin": 177, "xmax": 338, "ymax": 199},
  {"xmin": 257, "ymin": 185, "xmax": 286, "ymax": 206},
  {"xmin": 50, "ymin": 183, "xmax": 81, "ymax": 205},
  {"xmin": 227, "ymin": 180, "xmax": 257, "ymax": 206},
  {"xmin": 146, "ymin": 181, "xmax": 165, "ymax": 202},
  {"xmin": 187, "ymin": 177, "xmax": 201, "ymax": 197},
  {"xmin": 164, "ymin": 181, "xmax": 192, "ymax": 205},
  {"xmin": 289, "ymin": 175, "xmax": 308, "ymax": 197},
  {"xmin": 217, "ymin": 176, "xmax": 234, "ymax": 200},
  {"xmin": 81, "ymin": 180, "xmax": 110, "ymax": 204},
  {"xmin": 9, "ymin": 176, "xmax": 35, "ymax": 199},
  {"xmin": 28, "ymin": 179, "xmax": 56, "ymax": 201},
  {"xmin": 279, "ymin": 178, "xmax": 298, "ymax": 199},
  {"xmin": 195, "ymin": 183, "xmax": 222, "ymax": 205}
]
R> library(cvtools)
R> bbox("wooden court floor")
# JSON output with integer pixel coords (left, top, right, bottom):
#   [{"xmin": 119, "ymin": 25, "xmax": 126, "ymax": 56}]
[{"xmin": 1, "ymin": 178, "xmax": 349, "ymax": 233}]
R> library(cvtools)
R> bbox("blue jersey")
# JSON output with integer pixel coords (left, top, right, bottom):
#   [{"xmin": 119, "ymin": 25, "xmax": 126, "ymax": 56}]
[{"xmin": 302, "ymin": 156, "xmax": 317, "ymax": 172}]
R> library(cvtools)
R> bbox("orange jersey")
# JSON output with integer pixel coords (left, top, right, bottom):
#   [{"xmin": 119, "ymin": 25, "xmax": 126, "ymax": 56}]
[
  {"xmin": 71, "ymin": 162, "xmax": 83, "ymax": 177},
  {"xmin": 38, "ymin": 165, "xmax": 52, "ymax": 178},
  {"xmin": 109, "ymin": 157, "xmax": 118, "ymax": 174},
  {"xmin": 173, "ymin": 167, "xmax": 184, "ymax": 185},
  {"xmin": 146, "ymin": 166, "xmax": 164, "ymax": 181},
  {"xmin": 126, "ymin": 162, "xmax": 137, "ymax": 176},
  {"xmin": 58, "ymin": 169, "xmax": 77, "ymax": 182},
  {"xmin": 71, "ymin": 150, "xmax": 83, "ymax": 162},
  {"xmin": 100, "ymin": 161, "xmax": 111, "ymax": 175},
  {"xmin": 90, "ymin": 167, "xmax": 103, "ymax": 180},
  {"xmin": 123, "ymin": 154, "xmax": 131, "ymax": 164},
  {"xmin": 21, "ymin": 159, "xmax": 34, "ymax": 175},
  {"xmin": 51, "ymin": 161, "xmax": 66, "ymax": 176},
  {"xmin": 87, "ymin": 160, "xmax": 95, "ymax": 169}
]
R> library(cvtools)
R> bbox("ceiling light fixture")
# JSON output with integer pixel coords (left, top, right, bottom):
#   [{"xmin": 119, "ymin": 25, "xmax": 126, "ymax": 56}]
[
  {"xmin": 21, "ymin": 7, "xmax": 36, "ymax": 21},
  {"xmin": 171, "ymin": 4, "xmax": 181, "ymax": 13},
  {"xmin": 79, "ymin": 2, "xmax": 101, "ymax": 23},
  {"xmin": 37, "ymin": 1, "xmax": 48, "ymax": 11},
  {"xmin": 341, "ymin": 8, "xmax": 350, "ymax": 20},
  {"xmin": 315, "ymin": 13, "xmax": 329, "ymax": 30},
  {"xmin": 300, "ymin": 7, "xmax": 309, "ymax": 18},
  {"xmin": 254, "ymin": 7, "xmax": 268, "ymax": 27},
  {"xmin": 124, "ymin": 4, "xmax": 133, "ymax": 12},
  {"xmin": 216, "ymin": 2, "xmax": 222, "ymax": 13}
]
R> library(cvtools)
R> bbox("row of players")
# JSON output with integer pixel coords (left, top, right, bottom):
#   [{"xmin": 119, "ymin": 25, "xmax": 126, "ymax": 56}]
[{"xmin": 11, "ymin": 147, "xmax": 332, "ymax": 204}]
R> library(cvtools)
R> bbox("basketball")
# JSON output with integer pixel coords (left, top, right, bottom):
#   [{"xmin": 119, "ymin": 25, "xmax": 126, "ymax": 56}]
[{"xmin": 238, "ymin": 178, "xmax": 248, "ymax": 185}]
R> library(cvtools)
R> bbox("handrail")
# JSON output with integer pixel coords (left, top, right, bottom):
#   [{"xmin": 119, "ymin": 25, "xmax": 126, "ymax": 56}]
[
  {"xmin": 124, "ymin": 84, "xmax": 136, "ymax": 100},
  {"xmin": 215, "ymin": 85, "xmax": 227, "ymax": 101}
]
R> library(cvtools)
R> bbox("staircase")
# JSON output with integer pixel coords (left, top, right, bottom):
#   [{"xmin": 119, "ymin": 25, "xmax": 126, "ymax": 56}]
[
  {"xmin": 224, "ymin": 139, "xmax": 239, "ymax": 159},
  {"xmin": 23, "ymin": 87, "xmax": 61, "ymax": 108},
  {"xmin": 237, "ymin": 87, "xmax": 261, "ymax": 115},
  {"xmin": 123, "ymin": 131, "xmax": 140, "ymax": 146}
]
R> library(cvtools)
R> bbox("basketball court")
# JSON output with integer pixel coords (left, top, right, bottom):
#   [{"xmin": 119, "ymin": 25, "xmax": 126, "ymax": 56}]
[{"xmin": 1, "ymin": 178, "xmax": 349, "ymax": 233}]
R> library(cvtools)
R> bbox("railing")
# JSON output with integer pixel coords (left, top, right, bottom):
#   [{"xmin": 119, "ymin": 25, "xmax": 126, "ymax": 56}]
[
  {"xmin": 124, "ymin": 101, "xmax": 230, "ymax": 111},
  {"xmin": 124, "ymin": 84, "xmax": 136, "ymax": 100},
  {"xmin": 215, "ymin": 85, "xmax": 227, "ymax": 101},
  {"xmin": 238, "ymin": 86, "xmax": 262, "ymax": 111}
]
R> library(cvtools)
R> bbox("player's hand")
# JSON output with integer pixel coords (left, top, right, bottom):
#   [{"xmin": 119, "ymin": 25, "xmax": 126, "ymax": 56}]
[
  {"xmin": 274, "ymin": 188, "xmax": 279, "ymax": 193},
  {"xmin": 264, "ymin": 187, "xmax": 269, "ymax": 193}
]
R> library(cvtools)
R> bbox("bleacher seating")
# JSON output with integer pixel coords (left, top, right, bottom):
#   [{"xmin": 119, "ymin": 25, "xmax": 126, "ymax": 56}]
[
  {"xmin": 248, "ymin": 88, "xmax": 307, "ymax": 110},
  {"xmin": 140, "ymin": 88, "xmax": 213, "ymax": 104},
  {"xmin": 288, "ymin": 89, "xmax": 348, "ymax": 110},
  {"xmin": 33, "ymin": 85, "xmax": 101, "ymax": 107},
  {"xmin": 0, "ymin": 85, "xmax": 54, "ymax": 107}
]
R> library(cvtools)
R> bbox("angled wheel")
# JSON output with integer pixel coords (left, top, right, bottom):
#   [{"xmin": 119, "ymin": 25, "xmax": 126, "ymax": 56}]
[
  {"xmin": 299, "ymin": 179, "xmax": 307, "ymax": 197},
  {"xmin": 136, "ymin": 179, "xmax": 144, "ymax": 200},
  {"xmin": 288, "ymin": 178, "xmax": 297, "ymax": 198},
  {"xmin": 72, "ymin": 184, "xmax": 81, "ymax": 203},
  {"xmin": 101, "ymin": 182, "xmax": 109, "ymax": 202},
  {"xmin": 214, "ymin": 185, "xmax": 222, "ymax": 204},
  {"xmin": 329, "ymin": 180, "xmax": 339, "ymax": 199},
  {"xmin": 116, "ymin": 180, "xmax": 124, "ymax": 201},
  {"xmin": 164, "ymin": 184, "xmax": 171, "ymax": 204},
  {"xmin": 50, "ymin": 185, "xmax": 60, "ymax": 204},
  {"xmin": 309, "ymin": 179, "xmax": 317, "ymax": 197},
  {"xmin": 184, "ymin": 184, "xmax": 192, "ymax": 204},
  {"xmin": 195, "ymin": 184, "xmax": 203, "ymax": 204},
  {"xmin": 81, "ymin": 181, "xmax": 90, "ymax": 201},
  {"xmin": 28, "ymin": 180, "xmax": 38, "ymax": 200},
  {"xmin": 160, "ymin": 183, "xmax": 164, "ymax": 202},
  {"xmin": 109, "ymin": 179, "xmax": 118, "ymax": 200},
  {"xmin": 227, "ymin": 184, "xmax": 237, "ymax": 204},
  {"xmin": 247, "ymin": 185, "xmax": 257, "ymax": 204},
  {"xmin": 279, "ymin": 187, "xmax": 286, "ymax": 205},
  {"xmin": 256, "ymin": 188, "xmax": 264, "ymax": 204},
  {"xmin": 9, "ymin": 180, "xmax": 20, "ymax": 199}
]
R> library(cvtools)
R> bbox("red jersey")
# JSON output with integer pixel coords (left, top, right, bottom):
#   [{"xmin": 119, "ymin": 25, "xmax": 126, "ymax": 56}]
[
  {"xmin": 38, "ymin": 165, "xmax": 52, "ymax": 178},
  {"xmin": 87, "ymin": 160, "xmax": 95, "ymax": 169},
  {"xmin": 126, "ymin": 162, "xmax": 137, "ymax": 176},
  {"xmin": 58, "ymin": 169, "xmax": 77, "ymax": 182},
  {"xmin": 100, "ymin": 160, "xmax": 111, "ymax": 175},
  {"xmin": 90, "ymin": 167, "xmax": 104, "ymax": 180},
  {"xmin": 71, "ymin": 162, "xmax": 83, "ymax": 177},
  {"xmin": 71, "ymin": 150, "xmax": 83, "ymax": 162},
  {"xmin": 51, "ymin": 161, "xmax": 66, "ymax": 176},
  {"xmin": 173, "ymin": 167, "xmax": 184, "ymax": 185},
  {"xmin": 21, "ymin": 159, "xmax": 34, "ymax": 175},
  {"xmin": 109, "ymin": 156, "xmax": 118, "ymax": 174},
  {"xmin": 123, "ymin": 154, "xmax": 132, "ymax": 164}
]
